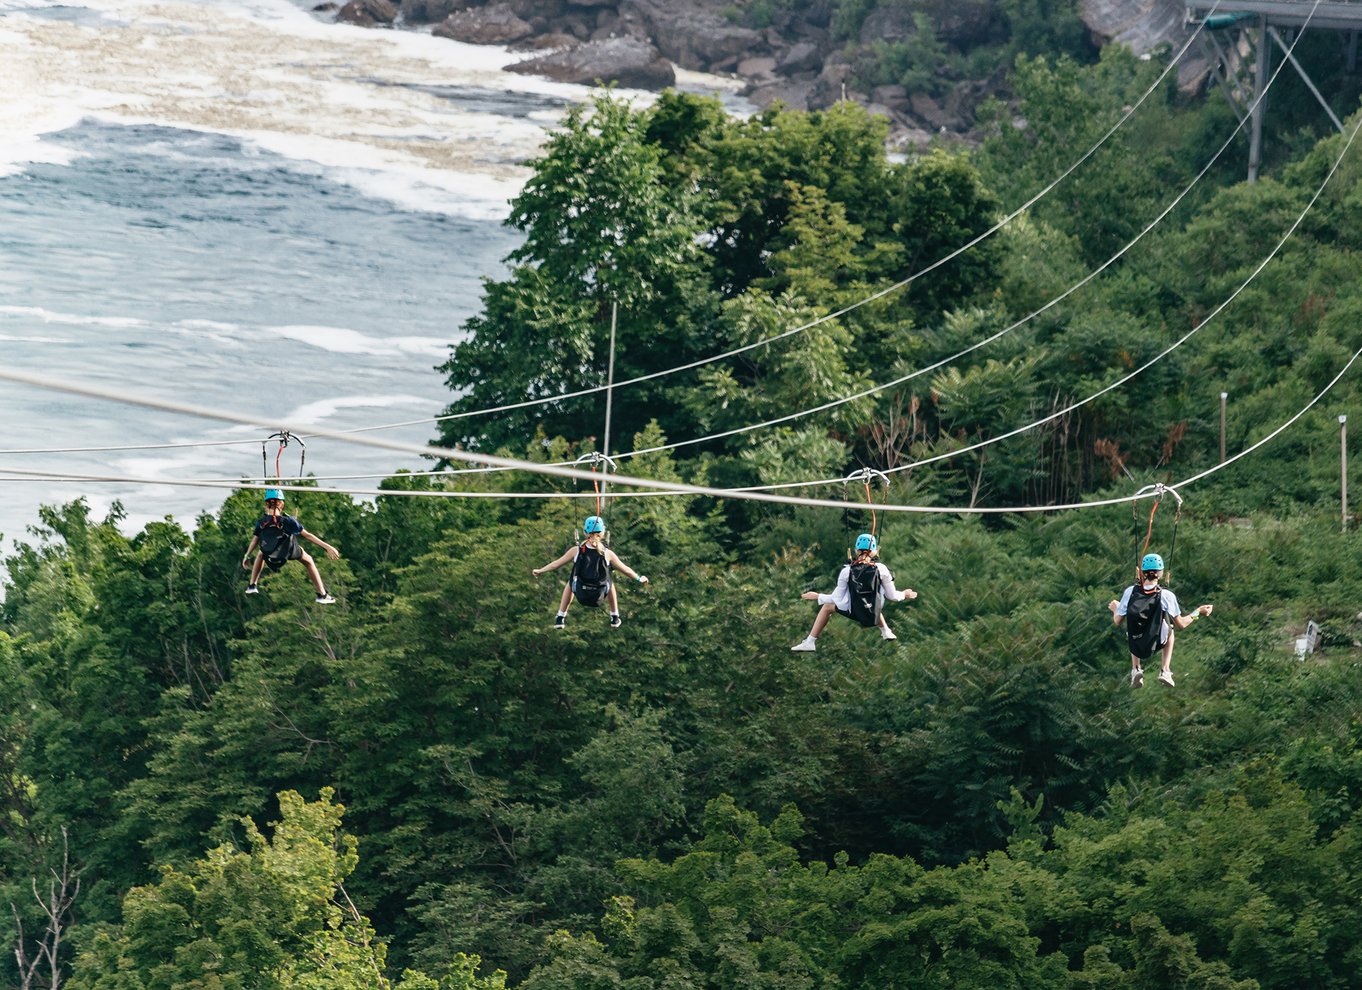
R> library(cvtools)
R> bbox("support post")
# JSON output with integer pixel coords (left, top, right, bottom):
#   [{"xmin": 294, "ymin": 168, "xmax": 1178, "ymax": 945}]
[
  {"xmin": 1342, "ymin": 414, "xmax": 1349, "ymax": 533},
  {"xmin": 1248, "ymin": 17, "xmax": 1270, "ymax": 184},
  {"xmin": 1220, "ymin": 392, "xmax": 1228, "ymax": 463}
]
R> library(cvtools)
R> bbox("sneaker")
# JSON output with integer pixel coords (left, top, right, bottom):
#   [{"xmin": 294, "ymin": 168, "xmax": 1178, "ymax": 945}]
[
  {"xmin": 315, "ymin": 593, "xmax": 336, "ymax": 605},
  {"xmin": 609, "ymin": 614, "xmax": 622, "ymax": 628},
  {"xmin": 1130, "ymin": 667, "xmax": 1144, "ymax": 688},
  {"xmin": 880, "ymin": 627, "xmax": 897, "ymax": 641},
  {"xmin": 1158, "ymin": 669, "xmax": 1175, "ymax": 687},
  {"xmin": 791, "ymin": 636, "xmax": 817, "ymax": 653},
  {"xmin": 553, "ymin": 615, "xmax": 566, "ymax": 630},
  {"xmin": 245, "ymin": 584, "xmax": 259, "ymax": 595}
]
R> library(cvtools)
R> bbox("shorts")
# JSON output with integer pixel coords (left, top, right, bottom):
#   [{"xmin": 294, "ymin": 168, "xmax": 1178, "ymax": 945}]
[
  {"xmin": 572, "ymin": 577, "xmax": 612, "ymax": 607},
  {"xmin": 263, "ymin": 543, "xmax": 305, "ymax": 573}
]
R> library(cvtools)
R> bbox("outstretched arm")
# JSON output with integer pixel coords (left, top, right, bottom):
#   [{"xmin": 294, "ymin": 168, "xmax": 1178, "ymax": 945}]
[
  {"xmin": 1173, "ymin": 603, "xmax": 1213, "ymax": 630},
  {"xmin": 300, "ymin": 529, "xmax": 341, "ymax": 560},
  {"xmin": 533, "ymin": 547, "xmax": 577, "ymax": 577},
  {"xmin": 878, "ymin": 565, "xmax": 917, "ymax": 602},
  {"xmin": 241, "ymin": 536, "xmax": 260, "ymax": 570},
  {"xmin": 603, "ymin": 548, "xmax": 648, "ymax": 584}
]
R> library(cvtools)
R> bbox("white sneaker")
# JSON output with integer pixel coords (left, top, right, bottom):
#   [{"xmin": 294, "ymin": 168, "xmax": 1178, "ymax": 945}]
[
  {"xmin": 880, "ymin": 627, "xmax": 897, "ymax": 640},
  {"xmin": 1158, "ymin": 669, "xmax": 1175, "ymax": 687},
  {"xmin": 315, "ymin": 593, "xmax": 336, "ymax": 605},
  {"xmin": 245, "ymin": 585, "xmax": 259, "ymax": 596},
  {"xmin": 791, "ymin": 636, "xmax": 817, "ymax": 652},
  {"xmin": 1131, "ymin": 667, "xmax": 1144, "ymax": 688}
]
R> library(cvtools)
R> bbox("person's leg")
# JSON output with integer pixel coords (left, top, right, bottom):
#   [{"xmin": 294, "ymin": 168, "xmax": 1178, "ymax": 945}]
[
  {"xmin": 298, "ymin": 551, "xmax": 326, "ymax": 594},
  {"xmin": 1160, "ymin": 630, "xmax": 1176, "ymax": 673},
  {"xmin": 810, "ymin": 602, "xmax": 837, "ymax": 637},
  {"xmin": 250, "ymin": 555, "xmax": 265, "ymax": 584},
  {"xmin": 558, "ymin": 582, "xmax": 574, "ymax": 613},
  {"xmin": 607, "ymin": 585, "xmax": 619, "ymax": 613},
  {"xmin": 1129, "ymin": 652, "xmax": 1145, "ymax": 687}
]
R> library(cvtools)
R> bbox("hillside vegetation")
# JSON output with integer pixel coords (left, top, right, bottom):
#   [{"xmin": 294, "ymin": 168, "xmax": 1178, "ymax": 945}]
[{"xmin": 5, "ymin": 46, "xmax": 1362, "ymax": 988}]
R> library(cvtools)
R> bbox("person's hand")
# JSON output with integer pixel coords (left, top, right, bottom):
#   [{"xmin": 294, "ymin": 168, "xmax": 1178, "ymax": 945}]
[
  {"xmin": 906, "ymin": 589, "xmax": 918, "ymax": 600},
  {"xmin": 801, "ymin": 591, "xmax": 819, "ymax": 601},
  {"xmin": 325, "ymin": 545, "xmax": 340, "ymax": 560},
  {"xmin": 637, "ymin": 575, "xmax": 649, "ymax": 584},
  {"xmin": 241, "ymin": 556, "xmax": 252, "ymax": 571},
  {"xmin": 1199, "ymin": 604, "xmax": 1213, "ymax": 617},
  {"xmin": 1108, "ymin": 599, "xmax": 1120, "ymax": 613},
  {"xmin": 532, "ymin": 568, "xmax": 542, "ymax": 577}
]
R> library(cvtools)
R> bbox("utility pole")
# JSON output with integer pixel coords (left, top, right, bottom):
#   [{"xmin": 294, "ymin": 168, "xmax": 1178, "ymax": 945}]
[
  {"xmin": 1341, "ymin": 414, "xmax": 1349, "ymax": 533},
  {"xmin": 1219, "ymin": 392, "xmax": 1228, "ymax": 463}
]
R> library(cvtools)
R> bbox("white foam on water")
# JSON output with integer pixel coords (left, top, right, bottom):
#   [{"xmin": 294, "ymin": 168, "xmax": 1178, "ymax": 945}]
[
  {"xmin": 0, "ymin": 0, "xmax": 574, "ymax": 211},
  {"xmin": 270, "ymin": 324, "xmax": 451, "ymax": 358},
  {"xmin": 281, "ymin": 393, "xmax": 438, "ymax": 427},
  {"xmin": 0, "ymin": 304, "xmax": 148, "ymax": 329}
]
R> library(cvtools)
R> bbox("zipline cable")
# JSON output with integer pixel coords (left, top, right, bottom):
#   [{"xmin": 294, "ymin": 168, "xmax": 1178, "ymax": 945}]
[
  {"xmin": 5, "ymin": 330, "xmax": 1361, "ymax": 515},
  {"xmin": 5, "ymin": 334, "xmax": 1356, "ymax": 512}
]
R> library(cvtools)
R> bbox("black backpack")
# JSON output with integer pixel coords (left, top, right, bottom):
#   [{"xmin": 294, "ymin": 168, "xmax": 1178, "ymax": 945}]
[
  {"xmin": 571, "ymin": 543, "xmax": 610, "ymax": 607},
  {"xmin": 1125, "ymin": 585, "xmax": 1166, "ymax": 660},
  {"xmin": 847, "ymin": 561, "xmax": 882, "ymax": 628},
  {"xmin": 258, "ymin": 519, "xmax": 297, "ymax": 572}
]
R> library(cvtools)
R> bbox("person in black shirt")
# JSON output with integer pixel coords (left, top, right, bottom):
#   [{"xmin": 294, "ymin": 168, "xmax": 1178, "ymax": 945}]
[{"xmin": 241, "ymin": 489, "xmax": 340, "ymax": 604}]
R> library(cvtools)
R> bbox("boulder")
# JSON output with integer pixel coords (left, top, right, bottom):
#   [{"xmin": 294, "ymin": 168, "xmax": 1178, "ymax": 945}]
[
  {"xmin": 776, "ymin": 40, "xmax": 821, "ymax": 73},
  {"xmin": 745, "ymin": 76, "xmax": 815, "ymax": 111},
  {"xmin": 433, "ymin": 3, "xmax": 534, "ymax": 44},
  {"xmin": 809, "ymin": 58, "xmax": 851, "ymax": 106},
  {"xmin": 872, "ymin": 83, "xmax": 909, "ymax": 110},
  {"xmin": 621, "ymin": 0, "xmax": 765, "ymax": 70},
  {"xmin": 504, "ymin": 0, "xmax": 565, "ymax": 18},
  {"xmin": 737, "ymin": 55, "xmax": 777, "ymax": 79},
  {"xmin": 507, "ymin": 36, "xmax": 676, "ymax": 89},
  {"xmin": 337, "ymin": 0, "xmax": 397, "ymax": 26},
  {"xmin": 508, "ymin": 30, "xmax": 579, "ymax": 52},
  {"xmin": 399, "ymin": 0, "xmax": 470, "ymax": 24}
]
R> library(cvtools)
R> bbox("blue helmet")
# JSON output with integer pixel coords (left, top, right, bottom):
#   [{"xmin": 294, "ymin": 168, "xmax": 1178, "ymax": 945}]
[
  {"xmin": 264, "ymin": 488, "xmax": 285, "ymax": 502},
  {"xmin": 855, "ymin": 533, "xmax": 878, "ymax": 552},
  {"xmin": 583, "ymin": 515, "xmax": 605, "ymax": 534},
  {"xmin": 1141, "ymin": 552, "xmax": 1164, "ymax": 571}
]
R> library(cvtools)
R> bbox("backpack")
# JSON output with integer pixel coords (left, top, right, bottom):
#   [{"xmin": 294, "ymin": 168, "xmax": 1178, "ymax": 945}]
[
  {"xmin": 847, "ymin": 561, "xmax": 882, "ymax": 628},
  {"xmin": 571, "ymin": 543, "xmax": 610, "ymax": 607},
  {"xmin": 1125, "ymin": 585, "xmax": 1166, "ymax": 660},
  {"xmin": 258, "ymin": 519, "xmax": 298, "ymax": 572}
]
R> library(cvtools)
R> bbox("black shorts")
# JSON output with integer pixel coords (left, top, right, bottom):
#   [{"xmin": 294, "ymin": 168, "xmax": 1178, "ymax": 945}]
[
  {"xmin": 572, "ymin": 577, "xmax": 612, "ymax": 607},
  {"xmin": 836, "ymin": 606, "xmax": 855, "ymax": 621},
  {"xmin": 263, "ymin": 543, "xmax": 305, "ymax": 573}
]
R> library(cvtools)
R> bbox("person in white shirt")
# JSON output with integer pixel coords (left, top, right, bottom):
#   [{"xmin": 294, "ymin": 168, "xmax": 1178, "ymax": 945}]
[
  {"xmin": 1108, "ymin": 551, "xmax": 1212, "ymax": 687},
  {"xmin": 791, "ymin": 533, "xmax": 917, "ymax": 652}
]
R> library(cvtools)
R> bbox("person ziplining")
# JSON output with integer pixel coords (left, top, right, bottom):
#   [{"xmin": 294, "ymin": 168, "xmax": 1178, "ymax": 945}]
[
  {"xmin": 1109, "ymin": 551, "xmax": 1212, "ymax": 687},
  {"xmin": 242, "ymin": 489, "xmax": 341, "ymax": 604},
  {"xmin": 791, "ymin": 533, "xmax": 917, "ymax": 651},
  {"xmin": 532, "ymin": 515, "xmax": 648, "ymax": 629}
]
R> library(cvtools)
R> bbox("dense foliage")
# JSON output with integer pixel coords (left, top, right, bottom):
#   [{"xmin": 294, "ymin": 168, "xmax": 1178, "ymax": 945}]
[{"xmin": 5, "ymin": 37, "xmax": 1362, "ymax": 989}]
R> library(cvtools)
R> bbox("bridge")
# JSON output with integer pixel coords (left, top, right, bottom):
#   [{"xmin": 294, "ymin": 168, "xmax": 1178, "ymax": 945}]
[{"xmin": 1184, "ymin": 0, "xmax": 1362, "ymax": 178}]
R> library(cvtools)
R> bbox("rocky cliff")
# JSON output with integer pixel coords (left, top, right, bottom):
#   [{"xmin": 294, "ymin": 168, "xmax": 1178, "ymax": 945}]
[{"xmin": 333, "ymin": 0, "xmax": 1195, "ymax": 145}]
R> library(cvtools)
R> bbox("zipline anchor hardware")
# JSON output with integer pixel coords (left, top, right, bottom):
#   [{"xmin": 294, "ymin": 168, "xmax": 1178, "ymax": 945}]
[
  {"xmin": 843, "ymin": 468, "xmax": 891, "ymax": 555},
  {"xmin": 574, "ymin": 451, "xmax": 619, "ymax": 542},
  {"xmin": 1133, "ymin": 482, "xmax": 1184, "ymax": 581},
  {"xmin": 263, "ymin": 430, "xmax": 307, "ymax": 487}
]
